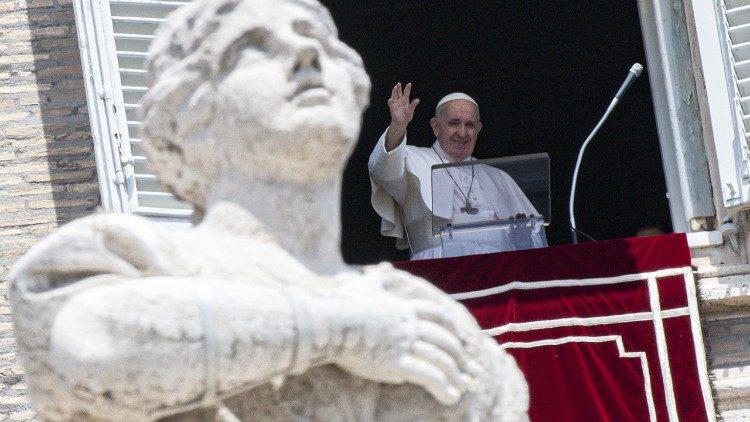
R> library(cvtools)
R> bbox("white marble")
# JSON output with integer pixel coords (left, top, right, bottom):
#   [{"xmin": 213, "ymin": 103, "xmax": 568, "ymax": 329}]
[{"xmin": 9, "ymin": 0, "xmax": 529, "ymax": 420}]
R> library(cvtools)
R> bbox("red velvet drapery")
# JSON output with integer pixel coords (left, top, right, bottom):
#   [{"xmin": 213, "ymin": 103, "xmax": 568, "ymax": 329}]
[{"xmin": 396, "ymin": 234, "xmax": 713, "ymax": 421}]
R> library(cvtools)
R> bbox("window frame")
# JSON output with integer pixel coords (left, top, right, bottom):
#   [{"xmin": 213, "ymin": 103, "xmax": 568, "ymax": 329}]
[
  {"xmin": 72, "ymin": 0, "xmax": 134, "ymax": 213},
  {"xmin": 637, "ymin": 0, "xmax": 720, "ymax": 234},
  {"xmin": 685, "ymin": 0, "xmax": 750, "ymax": 218},
  {"xmin": 72, "ymin": 0, "xmax": 193, "ymax": 224}
]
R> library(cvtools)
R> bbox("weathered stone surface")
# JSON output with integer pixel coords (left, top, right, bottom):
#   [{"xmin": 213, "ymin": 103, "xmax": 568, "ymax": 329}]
[{"xmin": 9, "ymin": 0, "xmax": 529, "ymax": 420}]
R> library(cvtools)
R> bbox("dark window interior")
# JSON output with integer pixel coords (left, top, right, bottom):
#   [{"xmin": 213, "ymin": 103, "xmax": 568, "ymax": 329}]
[{"xmin": 320, "ymin": 1, "xmax": 672, "ymax": 264}]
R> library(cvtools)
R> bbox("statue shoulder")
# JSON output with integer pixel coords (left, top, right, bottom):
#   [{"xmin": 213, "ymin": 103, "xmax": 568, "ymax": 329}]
[{"xmin": 10, "ymin": 213, "xmax": 177, "ymax": 293}]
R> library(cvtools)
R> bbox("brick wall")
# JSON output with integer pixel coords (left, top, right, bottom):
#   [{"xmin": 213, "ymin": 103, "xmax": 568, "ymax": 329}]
[{"xmin": 0, "ymin": 0, "xmax": 99, "ymax": 418}]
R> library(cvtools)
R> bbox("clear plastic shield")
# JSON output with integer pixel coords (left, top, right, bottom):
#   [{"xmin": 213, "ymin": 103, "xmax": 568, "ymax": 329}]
[{"xmin": 431, "ymin": 153, "xmax": 550, "ymax": 258}]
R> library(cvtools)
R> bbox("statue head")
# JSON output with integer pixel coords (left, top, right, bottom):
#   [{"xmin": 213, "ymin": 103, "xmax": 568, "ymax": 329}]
[{"xmin": 141, "ymin": 0, "xmax": 371, "ymax": 210}]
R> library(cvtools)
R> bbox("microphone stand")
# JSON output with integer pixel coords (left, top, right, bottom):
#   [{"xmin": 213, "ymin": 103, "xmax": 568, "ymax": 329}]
[{"xmin": 569, "ymin": 63, "xmax": 643, "ymax": 244}]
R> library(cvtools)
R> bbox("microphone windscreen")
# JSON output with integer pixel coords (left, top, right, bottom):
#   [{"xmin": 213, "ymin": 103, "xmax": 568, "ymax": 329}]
[{"xmin": 631, "ymin": 63, "xmax": 644, "ymax": 76}]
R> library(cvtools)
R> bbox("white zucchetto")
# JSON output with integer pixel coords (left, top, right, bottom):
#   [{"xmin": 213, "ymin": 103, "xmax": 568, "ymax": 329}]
[{"xmin": 435, "ymin": 92, "xmax": 478, "ymax": 113}]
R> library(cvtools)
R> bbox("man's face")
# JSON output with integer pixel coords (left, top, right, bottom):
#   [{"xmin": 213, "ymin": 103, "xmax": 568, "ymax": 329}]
[
  {"xmin": 212, "ymin": 0, "xmax": 370, "ymax": 184},
  {"xmin": 430, "ymin": 100, "xmax": 482, "ymax": 161}
]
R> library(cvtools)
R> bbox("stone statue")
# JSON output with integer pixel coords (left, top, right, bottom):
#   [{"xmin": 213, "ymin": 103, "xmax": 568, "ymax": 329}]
[{"xmin": 9, "ymin": 0, "xmax": 529, "ymax": 420}]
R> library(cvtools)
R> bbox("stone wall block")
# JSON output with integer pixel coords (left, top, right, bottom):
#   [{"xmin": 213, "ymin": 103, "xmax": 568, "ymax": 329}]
[{"xmin": 0, "ymin": 2, "xmax": 15, "ymax": 12}]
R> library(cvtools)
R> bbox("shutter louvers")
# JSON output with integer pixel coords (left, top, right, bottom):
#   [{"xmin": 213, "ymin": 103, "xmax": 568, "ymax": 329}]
[
  {"xmin": 689, "ymin": 0, "xmax": 750, "ymax": 210},
  {"xmin": 109, "ymin": 0, "xmax": 194, "ymax": 221},
  {"xmin": 725, "ymin": 0, "xmax": 750, "ymax": 139}
]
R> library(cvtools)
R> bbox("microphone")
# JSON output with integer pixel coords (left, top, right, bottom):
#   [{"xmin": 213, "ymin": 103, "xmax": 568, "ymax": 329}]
[
  {"xmin": 569, "ymin": 63, "xmax": 644, "ymax": 244},
  {"xmin": 614, "ymin": 63, "xmax": 644, "ymax": 101}
]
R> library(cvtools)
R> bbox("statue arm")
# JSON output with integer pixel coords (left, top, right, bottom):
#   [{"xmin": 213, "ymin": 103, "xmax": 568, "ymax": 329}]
[
  {"xmin": 11, "ymin": 215, "xmax": 478, "ymax": 416},
  {"xmin": 47, "ymin": 277, "xmax": 299, "ymax": 411},
  {"xmin": 10, "ymin": 216, "xmax": 304, "ymax": 415},
  {"xmin": 47, "ymin": 274, "xmax": 477, "ymax": 416}
]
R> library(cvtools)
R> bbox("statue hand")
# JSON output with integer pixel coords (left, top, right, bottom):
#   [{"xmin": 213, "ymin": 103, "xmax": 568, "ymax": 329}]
[
  {"xmin": 331, "ymin": 284, "xmax": 481, "ymax": 406},
  {"xmin": 362, "ymin": 263, "xmax": 478, "ymax": 325}
]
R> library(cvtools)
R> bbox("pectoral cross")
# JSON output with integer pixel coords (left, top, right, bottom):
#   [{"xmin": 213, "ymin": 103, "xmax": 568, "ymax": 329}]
[{"xmin": 460, "ymin": 201, "xmax": 479, "ymax": 214}]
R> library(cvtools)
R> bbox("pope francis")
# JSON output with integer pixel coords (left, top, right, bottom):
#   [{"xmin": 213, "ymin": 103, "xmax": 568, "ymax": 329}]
[{"xmin": 369, "ymin": 83, "xmax": 544, "ymax": 260}]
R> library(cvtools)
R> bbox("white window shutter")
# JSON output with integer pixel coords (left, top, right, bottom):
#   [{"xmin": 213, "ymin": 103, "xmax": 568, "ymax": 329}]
[
  {"xmin": 73, "ymin": 0, "xmax": 194, "ymax": 224},
  {"xmin": 689, "ymin": 0, "xmax": 750, "ymax": 211}
]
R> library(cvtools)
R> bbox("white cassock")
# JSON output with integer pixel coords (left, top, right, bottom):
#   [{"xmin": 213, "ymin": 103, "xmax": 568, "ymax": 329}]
[{"xmin": 369, "ymin": 128, "xmax": 545, "ymax": 260}]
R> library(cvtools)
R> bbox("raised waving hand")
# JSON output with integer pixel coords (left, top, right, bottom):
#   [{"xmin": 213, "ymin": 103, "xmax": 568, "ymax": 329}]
[{"xmin": 385, "ymin": 82, "xmax": 420, "ymax": 151}]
